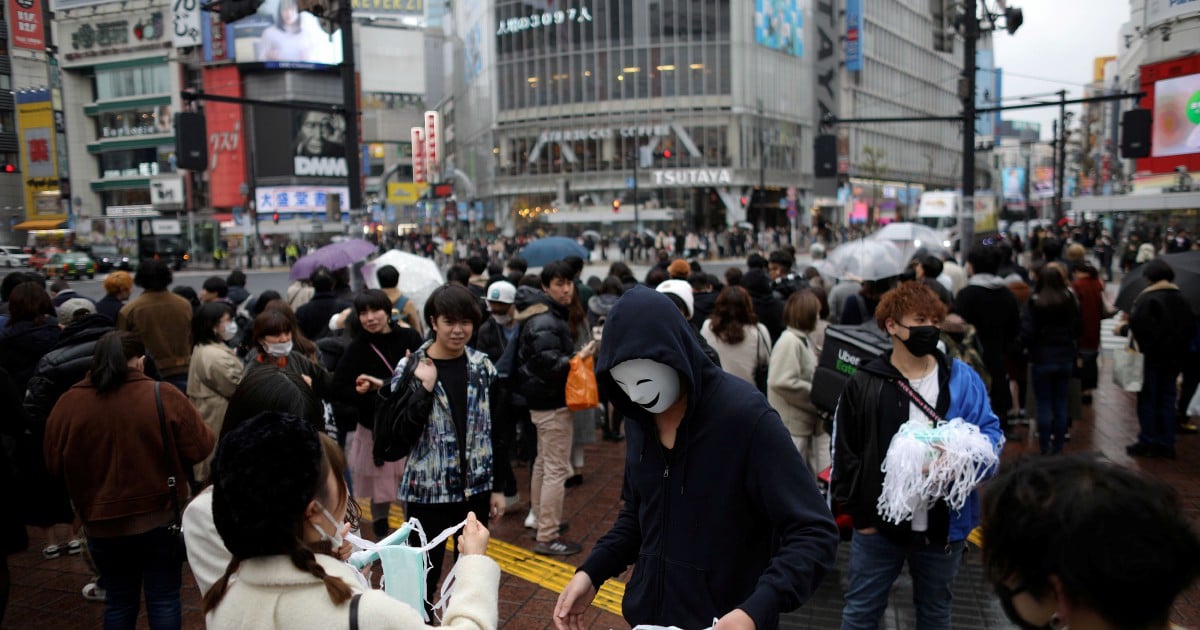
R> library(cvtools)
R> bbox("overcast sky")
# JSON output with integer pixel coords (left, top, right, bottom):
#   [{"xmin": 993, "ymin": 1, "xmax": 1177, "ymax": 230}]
[{"xmin": 990, "ymin": 0, "xmax": 1132, "ymax": 141}]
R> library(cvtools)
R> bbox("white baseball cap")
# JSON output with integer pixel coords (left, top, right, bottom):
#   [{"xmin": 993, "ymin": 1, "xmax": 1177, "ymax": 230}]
[
  {"xmin": 486, "ymin": 280, "xmax": 517, "ymax": 304},
  {"xmin": 656, "ymin": 279, "xmax": 694, "ymax": 320}
]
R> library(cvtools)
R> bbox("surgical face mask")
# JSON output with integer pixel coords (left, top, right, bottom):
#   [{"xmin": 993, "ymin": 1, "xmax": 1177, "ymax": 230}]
[
  {"xmin": 221, "ymin": 321, "xmax": 238, "ymax": 341},
  {"xmin": 265, "ymin": 340, "xmax": 293, "ymax": 358},
  {"xmin": 310, "ymin": 501, "xmax": 344, "ymax": 549},
  {"xmin": 894, "ymin": 322, "xmax": 941, "ymax": 357},
  {"xmin": 610, "ymin": 358, "xmax": 681, "ymax": 414}
]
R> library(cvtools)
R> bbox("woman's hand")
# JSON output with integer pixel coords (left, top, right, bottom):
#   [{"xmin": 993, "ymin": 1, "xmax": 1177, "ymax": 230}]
[
  {"xmin": 301, "ymin": 373, "xmax": 313, "ymax": 389},
  {"xmin": 355, "ymin": 374, "xmax": 383, "ymax": 394},
  {"xmin": 334, "ymin": 523, "xmax": 353, "ymax": 561},
  {"xmin": 579, "ymin": 340, "xmax": 598, "ymax": 360},
  {"xmin": 457, "ymin": 511, "xmax": 490, "ymax": 556},
  {"xmin": 414, "ymin": 356, "xmax": 437, "ymax": 392}
]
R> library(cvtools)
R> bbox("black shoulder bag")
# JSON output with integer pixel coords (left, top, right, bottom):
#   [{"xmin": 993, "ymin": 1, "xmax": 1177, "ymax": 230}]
[
  {"xmin": 154, "ymin": 382, "xmax": 187, "ymax": 556},
  {"xmin": 372, "ymin": 356, "xmax": 434, "ymax": 463},
  {"xmin": 753, "ymin": 328, "xmax": 770, "ymax": 394}
]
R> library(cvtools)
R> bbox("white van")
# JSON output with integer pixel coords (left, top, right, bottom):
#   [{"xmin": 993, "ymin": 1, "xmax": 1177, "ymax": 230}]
[{"xmin": 916, "ymin": 191, "xmax": 960, "ymax": 248}]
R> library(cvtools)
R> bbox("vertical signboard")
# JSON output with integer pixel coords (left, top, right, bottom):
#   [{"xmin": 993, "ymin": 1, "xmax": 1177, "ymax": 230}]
[
  {"xmin": 812, "ymin": 0, "xmax": 842, "ymax": 195},
  {"xmin": 173, "ymin": 0, "xmax": 202, "ymax": 48},
  {"xmin": 411, "ymin": 127, "xmax": 426, "ymax": 183},
  {"xmin": 423, "ymin": 111, "xmax": 442, "ymax": 182},
  {"xmin": 203, "ymin": 66, "xmax": 246, "ymax": 208},
  {"xmin": 8, "ymin": 0, "xmax": 46, "ymax": 50},
  {"xmin": 844, "ymin": 0, "xmax": 863, "ymax": 72},
  {"xmin": 16, "ymin": 90, "xmax": 63, "ymax": 222}
]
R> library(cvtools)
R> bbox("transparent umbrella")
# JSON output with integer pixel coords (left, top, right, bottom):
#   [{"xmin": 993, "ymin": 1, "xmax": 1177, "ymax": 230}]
[
  {"xmin": 871, "ymin": 222, "xmax": 950, "ymax": 259},
  {"xmin": 360, "ymin": 250, "xmax": 445, "ymax": 315},
  {"xmin": 829, "ymin": 239, "xmax": 907, "ymax": 281}
]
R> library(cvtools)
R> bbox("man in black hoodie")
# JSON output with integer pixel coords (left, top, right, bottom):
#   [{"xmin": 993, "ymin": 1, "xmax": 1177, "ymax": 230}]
[
  {"xmin": 954, "ymin": 245, "xmax": 1020, "ymax": 426},
  {"xmin": 555, "ymin": 286, "xmax": 838, "ymax": 630}
]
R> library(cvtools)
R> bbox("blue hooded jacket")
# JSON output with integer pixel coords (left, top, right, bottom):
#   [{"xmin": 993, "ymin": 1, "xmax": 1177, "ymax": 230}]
[{"xmin": 580, "ymin": 286, "xmax": 839, "ymax": 629}]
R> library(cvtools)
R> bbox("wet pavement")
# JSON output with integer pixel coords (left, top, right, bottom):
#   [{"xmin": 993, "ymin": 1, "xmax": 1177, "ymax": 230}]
[{"xmin": 6, "ymin": 348, "xmax": 1199, "ymax": 629}]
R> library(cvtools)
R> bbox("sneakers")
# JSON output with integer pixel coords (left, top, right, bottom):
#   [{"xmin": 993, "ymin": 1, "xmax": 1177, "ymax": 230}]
[
  {"xmin": 523, "ymin": 511, "xmax": 536, "ymax": 529},
  {"xmin": 67, "ymin": 539, "xmax": 83, "ymax": 555},
  {"xmin": 42, "ymin": 545, "xmax": 62, "ymax": 559},
  {"xmin": 532, "ymin": 537, "xmax": 582, "ymax": 557},
  {"xmin": 82, "ymin": 580, "xmax": 106, "ymax": 602},
  {"xmin": 1179, "ymin": 421, "xmax": 1199, "ymax": 435}
]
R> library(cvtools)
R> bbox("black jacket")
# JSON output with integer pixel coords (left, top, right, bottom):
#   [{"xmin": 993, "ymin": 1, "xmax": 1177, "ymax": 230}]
[
  {"xmin": 1129, "ymin": 281, "xmax": 1194, "ymax": 366},
  {"xmin": 332, "ymin": 326, "xmax": 423, "ymax": 429},
  {"xmin": 295, "ymin": 292, "xmax": 350, "ymax": 341},
  {"xmin": 95, "ymin": 294, "xmax": 124, "ymax": 323},
  {"xmin": 955, "ymin": 276, "xmax": 1021, "ymax": 373},
  {"xmin": 24, "ymin": 314, "xmax": 114, "ymax": 425},
  {"xmin": 513, "ymin": 287, "xmax": 575, "ymax": 411},
  {"xmin": 742, "ymin": 270, "xmax": 784, "ymax": 343},
  {"xmin": 691, "ymin": 290, "xmax": 717, "ymax": 332},
  {"xmin": 582, "ymin": 286, "xmax": 838, "ymax": 630},
  {"xmin": 1020, "ymin": 291, "xmax": 1081, "ymax": 365},
  {"xmin": 0, "ymin": 319, "xmax": 62, "ymax": 397}
]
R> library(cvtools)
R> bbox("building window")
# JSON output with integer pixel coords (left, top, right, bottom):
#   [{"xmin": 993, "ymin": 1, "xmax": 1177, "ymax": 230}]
[
  {"xmin": 101, "ymin": 189, "xmax": 152, "ymax": 207},
  {"xmin": 0, "ymin": 74, "xmax": 11, "ymax": 90},
  {"xmin": 95, "ymin": 105, "xmax": 173, "ymax": 138},
  {"xmin": 99, "ymin": 145, "xmax": 176, "ymax": 178},
  {"xmin": 94, "ymin": 64, "xmax": 171, "ymax": 101},
  {"xmin": 0, "ymin": 111, "xmax": 14, "ymax": 133}
]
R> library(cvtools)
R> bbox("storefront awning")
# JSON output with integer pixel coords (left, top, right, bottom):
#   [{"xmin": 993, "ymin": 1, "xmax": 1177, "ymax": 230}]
[{"xmin": 13, "ymin": 219, "xmax": 67, "ymax": 230}]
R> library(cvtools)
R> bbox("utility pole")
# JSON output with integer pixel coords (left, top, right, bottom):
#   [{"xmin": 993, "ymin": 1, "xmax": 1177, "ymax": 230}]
[
  {"xmin": 633, "ymin": 147, "xmax": 640, "ymax": 234},
  {"xmin": 1051, "ymin": 118, "xmax": 1058, "ymax": 223},
  {"xmin": 960, "ymin": 0, "xmax": 978, "ymax": 262},
  {"xmin": 758, "ymin": 99, "xmax": 766, "ymax": 227},
  {"xmin": 1054, "ymin": 89, "xmax": 1067, "ymax": 222},
  {"xmin": 339, "ymin": 2, "xmax": 363, "ymax": 212}
]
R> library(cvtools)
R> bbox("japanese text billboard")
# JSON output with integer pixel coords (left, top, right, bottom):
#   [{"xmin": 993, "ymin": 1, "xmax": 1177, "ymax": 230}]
[
  {"xmin": 16, "ymin": 90, "xmax": 63, "ymax": 221},
  {"xmin": 204, "ymin": 65, "xmax": 247, "ymax": 208}
]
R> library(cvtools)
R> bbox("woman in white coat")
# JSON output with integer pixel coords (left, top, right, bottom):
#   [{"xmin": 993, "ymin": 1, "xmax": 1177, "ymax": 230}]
[
  {"xmin": 187, "ymin": 301, "xmax": 242, "ymax": 482},
  {"xmin": 767, "ymin": 290, "xmax": 829, "ymax": 477}
]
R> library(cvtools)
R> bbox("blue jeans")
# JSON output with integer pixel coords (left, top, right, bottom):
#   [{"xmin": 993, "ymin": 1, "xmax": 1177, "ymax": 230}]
[
  {"xmin": 842, "ymin": 531, "xmax": 964, "ymax": 630},
  {"xmin": 1137, "ymin": 362, "xmax": 1179, "ymax": 448},
  {"xmin": 1032, "ymin": 361, "xmax": 1072, "ymax": 454},
  {"xmin": 87, "ymin": 527, "xmax": 183, "ymax": 630}
]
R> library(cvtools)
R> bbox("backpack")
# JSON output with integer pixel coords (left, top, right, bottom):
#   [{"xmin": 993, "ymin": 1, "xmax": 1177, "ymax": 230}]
[{"xmin": 940, "ymin": 324, "xmax": 991, "ymax": 390}]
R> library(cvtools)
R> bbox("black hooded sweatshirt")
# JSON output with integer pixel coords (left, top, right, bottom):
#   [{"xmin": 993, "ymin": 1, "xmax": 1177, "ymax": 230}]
[{"xmin": 582, "ymin": 286, "xmax": 838, "ymax": 629}]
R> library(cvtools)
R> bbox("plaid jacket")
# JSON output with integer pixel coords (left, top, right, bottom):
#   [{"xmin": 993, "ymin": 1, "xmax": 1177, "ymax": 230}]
[{"xmin": 391, "ymin": 341, "xmax": 497, "ymax": 504}]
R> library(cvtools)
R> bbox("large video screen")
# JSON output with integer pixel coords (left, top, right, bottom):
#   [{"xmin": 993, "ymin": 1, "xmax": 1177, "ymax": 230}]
[
  {"xmin": 254, "ymin": 107, "xmax": 347, "ymax": 178},
  {"xmin": 230, "ymin": 0, "xmax": 343, "ymax": 65},
  {"xmin": 1152, "ymin": 72, "xmax": 1200, "ymax": 158},
  {"xmin": 755, "ymin": 0, "xmax": 803, "ymax": 58}
]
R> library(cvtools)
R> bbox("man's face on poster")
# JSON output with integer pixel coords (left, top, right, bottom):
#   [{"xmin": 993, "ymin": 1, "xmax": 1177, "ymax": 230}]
[{"xmin": 297, "ymin": 113, "xmax": 327, "ymax": 155}]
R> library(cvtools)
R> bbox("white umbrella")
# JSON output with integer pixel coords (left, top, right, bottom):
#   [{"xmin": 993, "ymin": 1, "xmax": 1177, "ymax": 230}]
[
  {"xmin": 581, "ymin": 230, "xmax": 602, "ymax": 241},
  {"xmin": 360, "ymin": 249, "xmax": 445, "ymax": 315},
  {"xmin": 871, "ymin": 222, "xmax": 948, "ymax": 259},
  {"xmin": 829, "ymin": 239, "xmax": 907, "ymax": 281}
]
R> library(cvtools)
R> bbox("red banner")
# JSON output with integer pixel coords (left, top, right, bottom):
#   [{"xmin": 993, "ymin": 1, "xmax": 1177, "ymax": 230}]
[
  {"xmin": 8, "ymin": 0, "xmax": 45, "ymax": 51},
  {"xmin": 203, "ymin": 65, "xmax": 246, "ymax": 209}
]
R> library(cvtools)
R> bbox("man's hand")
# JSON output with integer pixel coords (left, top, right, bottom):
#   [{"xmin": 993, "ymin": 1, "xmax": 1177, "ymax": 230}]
[
  {"xmin": 355, "ymin": 374, "xmax": 383, "ymax": 394},
  {"xmin": 553, "ymin": 572, "xmax": 597, "ymax": 630},
  {"xmin": 489, "ymin": 492, "xmax": 506, "ymax": 522},
  {"xmin": 715, "ymin": 608, "xmax": 756, "ymax": 629},
  {"xmin": 414, "ymin": 355, "xmax": 437, "ymax": 391}
]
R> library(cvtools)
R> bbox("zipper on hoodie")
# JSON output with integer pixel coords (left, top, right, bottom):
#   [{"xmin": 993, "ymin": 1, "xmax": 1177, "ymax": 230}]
[{"xmin": 653, "ymin": 433, "xmax": 671, "ymax": 620}]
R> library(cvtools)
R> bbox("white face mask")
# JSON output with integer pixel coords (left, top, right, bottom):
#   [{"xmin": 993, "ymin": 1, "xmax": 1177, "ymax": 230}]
[
  {"xmin": 310, "ymin": 501, "xmax": 344, "ymax": 549},
  {"xmin": 221, "ymin": 321, "xmax": 238, "ymax": 341},
  {"xmin": 610, "ymin": 358, "xmax": 681, "ymax": 414},
  {"xmin": 265, "ymin": 340, "xmax": 293, "ymax": 358}
]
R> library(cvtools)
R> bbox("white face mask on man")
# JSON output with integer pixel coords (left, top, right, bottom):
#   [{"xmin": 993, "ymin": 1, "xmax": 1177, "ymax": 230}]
[{"xmin": 610, "ymin": 358, "xmax": 681, "ymax": 414}]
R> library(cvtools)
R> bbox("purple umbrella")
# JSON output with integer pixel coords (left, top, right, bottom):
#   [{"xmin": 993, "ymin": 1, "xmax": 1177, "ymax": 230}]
[{"xmin": 289, "ymin": 239, "xmax": 378, "ymax": 281}]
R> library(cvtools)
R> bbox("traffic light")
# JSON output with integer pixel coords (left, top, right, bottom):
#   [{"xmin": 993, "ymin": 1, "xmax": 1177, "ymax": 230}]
[
  {"xmin": 272, "ymin": 212, "xmax": 280, "ymax": 224},
  {"xmin": 174, "ymin": 112, "xmax": 208, "ymax": 172},
  {"xmin": 930, "ymin": 0, "xmax": 954, "ymax": 53},
  {"xmin": 1120, "ymin": 109, "xmax": 1152, "ymax": 159},
  {"xmin": 2, "ymin": 164, "xmax": 13, "ymax": 173},
  {"xmin": 655, "ymin": 149, "xmax": 673, "ymax": 160},
  {"xmin": 612, "ymin": 199, "xmax": 621, "ymax": 213},
  {"xmin": 1004, "ymin": 6, "xmax": 1023, "ymax": 35},
  {"xmin": 814, "ymin": 134, "xmax": 837, "ymax": 177}
]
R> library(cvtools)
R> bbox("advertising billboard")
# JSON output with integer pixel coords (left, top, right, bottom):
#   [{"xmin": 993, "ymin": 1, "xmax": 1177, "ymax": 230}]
[
  {"xmin": 16, "ymin": 90, "xmax": 63, "ymax": 222},
  {"xmin": 1145, "ymin": 0, "xmax": 1200, "ymax": 28},
  {"xmin": 1151, "ymin": 72, "xmax": 1200, "ymax": 158},
  {"xmin": 844, "ymin": 0, "xmax": 862, "ymax": 71},
  {"xmin": 256, "ymin": 185, "xmax": 349, "ymax": 215},
  {"xmin": 755, "ymin": 0, "xmax": 802, "ymax": 58},
  {"xmin": 1001, "ymin": 167, "xmax": 1026, "ymax": 206},
  {"xmin": 8, "ymin": 0, "xmax": 46, "ymax": 51},
  {"xmin": 59, "ymin": 10, "xmax": 170, "ymax": 66},
  {"xmin": 253, "ymin": 107, "xmax": 347, "ymax": 178},
  {"xmin": 204, "ymin": 66, "xmax": 247, "ymax": 209},
  {"xmin": 1139, "ymin": 54, "xmax": 1200, "ymax": 175},
  {"xmin": 228, "ymin": 0, "xmax": 342, "ymax": 66}
]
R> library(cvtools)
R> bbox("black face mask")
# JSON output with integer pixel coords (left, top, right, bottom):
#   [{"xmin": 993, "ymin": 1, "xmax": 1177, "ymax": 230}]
[
  {"xmin": 995, "ymin": 584, "xmax": 1056, "ymax": 630},
  {"xmin": 894, "ymin": 322, "xmax": 941, "ymax": 357}
]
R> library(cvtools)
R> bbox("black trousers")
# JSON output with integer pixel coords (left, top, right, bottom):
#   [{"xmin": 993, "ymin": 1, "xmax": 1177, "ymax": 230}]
[{"xmin": 406, "ymin": 493, "xmax": 491, "ymax": 616}]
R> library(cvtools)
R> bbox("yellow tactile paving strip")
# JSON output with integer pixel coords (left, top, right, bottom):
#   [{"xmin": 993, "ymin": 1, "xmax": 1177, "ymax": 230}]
[{"xmin": 358, "ymin": 501, "xmax": 626, "ymax": 616}]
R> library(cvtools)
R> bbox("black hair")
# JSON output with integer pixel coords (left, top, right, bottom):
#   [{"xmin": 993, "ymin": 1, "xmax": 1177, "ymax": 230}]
[
  {"xmin": 1142, "ymin": 258, "xmax": 1175, "ymax": 283},
  {"xmin": 968, "ymin": 245, "xmax": 1001, "ymax": 276},
  {"xmin": 746, "ymin": 253, "xmax": 768, "ymax": 269},
  {"xmin": 982, "ymin": 455, "xmax": 1200, "ymax": 628},
  {"xmin": 226, "ymin": 269, "xmax": 247, "ymax": 287},
  {"xmin": 768, "ymin": 250, "xmax": 793, "ymax": 270},
  {"xmin": 252, "ymin": 290, "xmax": 283, "ymax": 317},
  {"xmin": 423, "ymin": 283, "xmax": 482, "ymax": 332},
  {"xmin": 608, "ymin": 262, "xmax": 634, "ymax": 282},
  {"xmin": 598, "ymin": 276, "xmax": 624, "ymax": 297},
  {"xmin": 688, "ymin": 272, "xmax": 711, "ymax": 292},
  {"xmin": 506, "ymin": 256, "xmax": 528, "ymax": 274},
  {"xmin": 446, "ymin": 263, "xmax": 472, "ymax": 286},
  {"xmin": 1, "ymin": 271, "xmax": 37, "ymax": 302},
  {"xmin": 563, "ymin": 255, "xmax": 584, "ymax": 277},
  {"xmin": 918, "ymin": 254, "xmax": 944, "ymax": 279},
  {"xmin": 203, "ymin": 275, "xmax": 229, "ymax": 298},
  {"xmin": 309, "ymin": 267, "xmax": 334, "ymax": 293},
  {"xmin": 252, "ymin": 308, "xmax": 292, "ymax": 343},
  {"xmin": 376, "ymin": 265, "xmax": 399, "ymax": 289},
  {"xmin": 486, "ymin": 261, "xmax": 503, "ymax": 277},
  {"xmin": 466, "ymin": 255, "xmax": 487, "ymax": 275},
  {"xmin": 134, "ymin": 260, "xmax": 173, "ymax": 292},
  {"xmin": 518, "ymin": 273, "xmax": 542, "ymax": 289},
  {"xmin": 49, "ymin": 278, "xmax": 70, "ymax": 293},
  {"xmin": 741, "ymin": 267, "xmax": 771, "ymax": 296},
  {"xmin": 6, "ymin": 282, "xmax": 54, "ymax": 324},
  {"xmin": 1040, "ymin": 237, "xmax": 1063, "ymax": 261},
  {"xmin": 193, "ymin": 301, "xmax": 235, "ymax": 348},
  {"xmin": 173, "ymin": 286, "xmax": 200, "ymax": 309},
  {"xmin": 662, "ymin": 293, "xmax": 689, "ymax": 319},
  {"xmin": 353, "ymin": 288, "xmax": 392, "ymax": 315},
  {"xmin": 90, "ymin": 331, "xmax": 145, "ymax": 394},
  {"xmin": 724, "ymin": 267, "xmax": 743, "ymax": 286},
  {"xmin": 222, "ymin": 369, "xmax": 324, "ymax": 440},
  {"xmin": 644, "ymin": 267, "xmax": 668, "ymax": 287},
  {"xmin": 540, "ymin": 260, "xmax": 574, "ymax": 286}
]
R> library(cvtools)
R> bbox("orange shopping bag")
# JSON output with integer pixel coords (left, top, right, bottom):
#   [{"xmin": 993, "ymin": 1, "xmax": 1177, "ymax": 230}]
[{"xmin": 566, "ymin": 354, "xmax": 599, "ymax": 411}]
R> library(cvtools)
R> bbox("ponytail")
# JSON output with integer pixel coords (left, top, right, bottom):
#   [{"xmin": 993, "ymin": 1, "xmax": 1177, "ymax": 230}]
[{"xmin": 90, "ymin": 331, "xmax": 145, "ymax": 394}]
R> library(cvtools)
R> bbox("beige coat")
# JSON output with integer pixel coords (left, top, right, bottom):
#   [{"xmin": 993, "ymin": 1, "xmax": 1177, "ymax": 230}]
[
  {"xmin": 766, "ymin": 328, "xmax": 822, "ymax": 437},
  {"xmin": 187, "ymin": 342, "xmax": 242, "ymax": 480},
  {"xmin": 206, "ymin": 553, "xmax": 500, "ymax": 629}
]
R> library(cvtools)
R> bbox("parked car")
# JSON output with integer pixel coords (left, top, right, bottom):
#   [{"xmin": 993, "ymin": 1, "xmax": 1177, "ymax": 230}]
[
  {"xmin": 90, "ymin": 244, "xmax": 135, "ymax": 272},
  {"xmin": 29, "ymin": 248, "xmax": 62, "ymax": 271},
  {"xmin": 44, "ymin": 252, "xmax": 96, "ymax": 280},
  {"xmin": 0, "ymin": 246, "xmax": 30, "ymax": 268}
]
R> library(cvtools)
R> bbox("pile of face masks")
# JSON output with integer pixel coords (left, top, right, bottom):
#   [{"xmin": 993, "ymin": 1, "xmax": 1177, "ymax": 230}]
[
  {"xmin": 346, "ymin": 517, "xmax": 469, "ymax": 623},
  {"xmin": 876, "ymin": 417, "xmax": 999, "ymax": 525}
]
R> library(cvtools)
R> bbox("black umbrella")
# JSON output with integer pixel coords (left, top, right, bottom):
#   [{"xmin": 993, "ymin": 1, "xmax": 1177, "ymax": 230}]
[{"xmin": 1115, "ymin": 251, "xmax": 1200, "ymax": 315}]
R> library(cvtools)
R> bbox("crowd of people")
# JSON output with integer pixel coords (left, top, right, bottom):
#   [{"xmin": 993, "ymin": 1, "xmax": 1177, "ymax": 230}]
[{"xmin": 0, "ymin": 225, "xmax": 1197, "ymax": 629}]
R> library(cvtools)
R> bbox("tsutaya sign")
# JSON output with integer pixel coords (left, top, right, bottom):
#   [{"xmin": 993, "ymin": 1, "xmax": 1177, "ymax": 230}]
[
  {"xmin": 652, "ymin": 168, "xmax": 733, "ymax": 186},
  {"xmin": 528, "ymin": 122, "xmax": 702, "ymax": 163}
]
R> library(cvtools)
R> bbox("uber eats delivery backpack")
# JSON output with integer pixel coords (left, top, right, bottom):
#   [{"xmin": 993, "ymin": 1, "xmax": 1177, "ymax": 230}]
[{"xmin": 812, "ymin": 324, "xmax": 893, "ymax": 415}]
